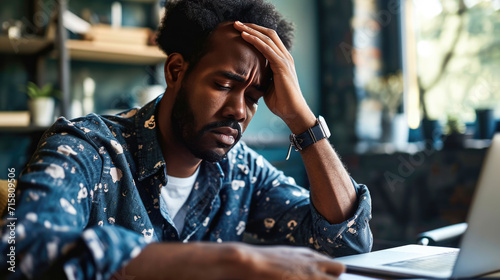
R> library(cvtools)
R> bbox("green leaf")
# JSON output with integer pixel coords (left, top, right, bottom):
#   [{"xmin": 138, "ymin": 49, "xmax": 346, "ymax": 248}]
[
  {"xmin": 24, "ymin": 81, "xmax": 58, "ymax": 99},
  {"xmin": 41, "ymin": 83, "xmax": 53, "ymax": 97}
]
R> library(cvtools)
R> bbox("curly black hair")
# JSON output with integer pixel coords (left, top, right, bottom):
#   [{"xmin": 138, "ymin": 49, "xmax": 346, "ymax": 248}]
[{"xmin": 156, "ymin": 0, "xmax": 294, "ymax": 68}]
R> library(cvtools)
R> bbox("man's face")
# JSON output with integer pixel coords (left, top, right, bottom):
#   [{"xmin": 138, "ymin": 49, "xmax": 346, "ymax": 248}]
[{"xmin": 170, "ymin": 22, "xmax": 271, "ymax": 162}]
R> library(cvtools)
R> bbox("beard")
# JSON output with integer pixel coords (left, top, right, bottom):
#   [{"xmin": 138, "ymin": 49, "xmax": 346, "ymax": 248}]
[{"xmin": 170, "ymin": 85, "xmax": 242, "ymax": 162}]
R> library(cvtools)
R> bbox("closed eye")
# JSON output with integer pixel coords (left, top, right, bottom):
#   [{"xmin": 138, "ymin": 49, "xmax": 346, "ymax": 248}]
[
  {"xmin": 246, "ymin": 96, "xmax": 258, "ymax": 105},
  {"xmin": 215, "ymin": 82, "xmax": 232, "ymax": 91},
  {"xmin": 245, "ymin": 93, "xmax": 261, "ymax": 106}
]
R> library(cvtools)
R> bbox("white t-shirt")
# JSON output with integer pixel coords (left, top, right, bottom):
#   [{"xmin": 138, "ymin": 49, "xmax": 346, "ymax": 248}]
[{"xmin": 160, "ymin": 167, "xmax": 199, "ymax": 234}]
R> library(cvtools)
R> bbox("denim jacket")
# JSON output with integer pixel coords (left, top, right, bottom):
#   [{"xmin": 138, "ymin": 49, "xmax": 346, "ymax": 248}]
[{"xmin": 0, "ymin": 96, "xmax": 372, "ymax": 279}]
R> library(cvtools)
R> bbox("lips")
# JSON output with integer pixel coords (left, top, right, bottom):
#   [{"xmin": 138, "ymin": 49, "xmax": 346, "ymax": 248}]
[{"xmin": 210, "ymin": 127, "xmax": 239, "ymax": 146}]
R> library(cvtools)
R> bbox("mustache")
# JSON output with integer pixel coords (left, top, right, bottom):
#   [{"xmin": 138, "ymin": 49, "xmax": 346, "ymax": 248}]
[{"xmin": 201, "ymin": 120, "xmax": 242, "ymax": 141}]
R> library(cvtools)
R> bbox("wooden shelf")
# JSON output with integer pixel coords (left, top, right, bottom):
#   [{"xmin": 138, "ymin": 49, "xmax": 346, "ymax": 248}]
[
  {"xmin": 67, "ymin": 40, "xmax": 166, "ymax": 65},
  {"xmin": 0, "ymin": 125, "xmax": 49, "ymax": 133},
  {"xmin": 0, "ymin": 36, "xmax": 53, "ymax": 55}
]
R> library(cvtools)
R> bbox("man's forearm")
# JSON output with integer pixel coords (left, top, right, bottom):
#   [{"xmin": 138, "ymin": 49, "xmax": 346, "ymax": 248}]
[
  {"xmin": 119, "ymin": 242, "xmax": 345, "ymax": 280},
  {"xmin": 283, "ymin": 110, "xmax": 357, "ymax": 224},
  {"xmin": 299, "ymin": 138, "xmax": 357, "ymax": 224},
  {"xmin": 119, "ymin": 243, "xmax": 242, "ymax": 280}
]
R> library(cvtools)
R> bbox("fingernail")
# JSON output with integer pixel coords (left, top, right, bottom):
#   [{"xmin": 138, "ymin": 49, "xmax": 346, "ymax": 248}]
[{"xmin": 235, "ymin": 21, "xmax": 243, "ymax": 26}]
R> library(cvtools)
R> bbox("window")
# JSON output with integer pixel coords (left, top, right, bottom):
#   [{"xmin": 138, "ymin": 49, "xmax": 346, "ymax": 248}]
[{"xmin": 406, "ymin": 0, "xmax": 500, "ymax": 137}]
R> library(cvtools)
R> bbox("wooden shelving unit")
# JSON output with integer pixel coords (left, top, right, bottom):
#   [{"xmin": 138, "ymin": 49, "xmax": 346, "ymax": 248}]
[
  {"xmin": 67, "ymin": 39, "xmax": 166, "ymax": 65},
  {"xmin": 0, "ymin": 36, "xmax": 53, "ymax": 55},
  {"xmin": 0, "ymin": 0, "xmax": 166, "ymax": 175},
  {"xmin": 1, "ymin": 0, "xmax": 164, "ymax": 130}
]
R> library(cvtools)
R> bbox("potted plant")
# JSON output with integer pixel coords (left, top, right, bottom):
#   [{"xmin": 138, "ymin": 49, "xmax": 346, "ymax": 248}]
[
  {"xmin": 467, "ymin": 84, "xmax": 497, "ymax": 140},
  {"xmin": 25, "ymin": 82, "xmax": 58, "ymax": 127},
  {"xmin": 442, "ymin": 114, "xmax": 470, "ymax": 149}
]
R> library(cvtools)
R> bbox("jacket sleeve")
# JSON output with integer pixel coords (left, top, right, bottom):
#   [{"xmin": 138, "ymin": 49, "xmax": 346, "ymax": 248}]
[
  {"xmin": 244, "ymin": 149, "xmax": 373, "ymax": 257},
  {"xmin": 0, "ymin": 118, "xmax": 148, "ymax": 280}
]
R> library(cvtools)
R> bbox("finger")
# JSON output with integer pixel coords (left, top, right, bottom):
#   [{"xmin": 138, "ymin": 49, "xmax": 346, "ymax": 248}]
[
  {"xmin": 317, "ymin": 272, "xmax": 344, "ymax": 280},
  {"xmin": 283, "ymin": 272, "xmax": 339, "ymax": 280},
  {"xmin": 240, "ymin": 30, "xmax": 299, "ymax": 89},
  {"xmin": 235, "ymin": 21, "xmax": 285, "ymax": 56},
  {"xmin": 235, "ymin": 22, "xmax": 290, "ymax": 55},
  {"xmin": 234, "ymin": 21, "xmax": 299, "ymax": 86},
  {"xmin": 233, "ymin": 21, "xmax": 284, "ymax": 56},
  {"xmin": 293, "ymin": 248, "xmax": 346, "ymax": 277},
  {"xmin": 240, "ymin": 31, "xmax": 282, "ymax": 66},
  {"xmin": 318, "ymin": 260, "xmax": 346, "ymax": 277}
]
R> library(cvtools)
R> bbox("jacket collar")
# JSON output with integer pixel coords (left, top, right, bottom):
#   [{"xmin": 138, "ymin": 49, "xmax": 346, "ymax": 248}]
[{"xmin": 135, "ymin": 95, "xmax": 166, "ymax": 181}]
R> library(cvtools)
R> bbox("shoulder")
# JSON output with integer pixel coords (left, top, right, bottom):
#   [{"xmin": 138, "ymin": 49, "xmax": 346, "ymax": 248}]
[
  {"xmin": 51, "ymin": 108, "xmax": 138, "ymax": 135},
  {"xmin": 38, "ymin": 108, "xmax": 139, "ymax": 152},
  {"xmin": 73, "ymin": 108, "xmax": 139, "ymax": 135}
]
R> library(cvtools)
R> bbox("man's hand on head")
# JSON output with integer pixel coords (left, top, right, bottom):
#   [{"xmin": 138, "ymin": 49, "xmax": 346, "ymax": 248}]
[
  {"xmin": 233, "ymin": 21, "xmax": 358, "ymax": 225},
  {"xmin": 233, "ymin": 21, "xmax": 317, "ymax": 135}
]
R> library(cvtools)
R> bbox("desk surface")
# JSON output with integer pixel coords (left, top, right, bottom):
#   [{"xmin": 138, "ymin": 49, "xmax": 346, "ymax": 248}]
[{"xmin": 340, "ymin": 270, "xmax": 500, "ymax": 279}]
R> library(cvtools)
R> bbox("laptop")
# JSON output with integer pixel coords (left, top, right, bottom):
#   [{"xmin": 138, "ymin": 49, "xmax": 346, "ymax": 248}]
[{"xmin": 335, "ymin": 133, "xmax": 500, "ymax": 279}]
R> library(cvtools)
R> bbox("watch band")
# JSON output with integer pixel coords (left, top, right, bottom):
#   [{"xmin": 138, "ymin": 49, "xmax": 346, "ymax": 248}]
[{"xmin": 286, "ymin": 115, "xmax": 331, "ymax": 160}]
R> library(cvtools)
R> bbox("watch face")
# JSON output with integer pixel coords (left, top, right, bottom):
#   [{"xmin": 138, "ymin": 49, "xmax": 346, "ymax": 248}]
[{"xmin": 318, "ymin": 115, "xmax": 331, "ymax": 138}]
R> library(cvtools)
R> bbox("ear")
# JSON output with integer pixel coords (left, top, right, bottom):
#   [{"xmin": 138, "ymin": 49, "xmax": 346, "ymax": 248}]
[{"xmin": 164, "ymin": 53, "xmax": 188, "ymax": 88}]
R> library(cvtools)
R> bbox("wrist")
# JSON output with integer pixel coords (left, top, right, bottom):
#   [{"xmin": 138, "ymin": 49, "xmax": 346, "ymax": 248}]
[
  {"xmin": 122, "ymin": 242, "xmax": 250, "ymax": 280},
  {"xmin": 215, "ymin": 243, "xmax": 256, "ymax": 278},
  {"xmin": 282, "ymin": 109, "xmax": 316, "ymax": 135},
  {"xmin": 190, "ymin": 243, "xmax": 250, "ymax": 278},
  {"xmin": 286, "ymin": 115, "xmax": 331, "ymax": 160}
]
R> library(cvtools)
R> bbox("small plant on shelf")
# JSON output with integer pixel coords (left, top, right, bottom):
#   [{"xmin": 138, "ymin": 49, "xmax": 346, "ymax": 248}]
[
  {"xmin": 25, "ymin": 82, "xmax": 59, "ymax": 99},
  {"xmin": 23, "ymin": 82, "xmax": 59, "ymax": 127}
]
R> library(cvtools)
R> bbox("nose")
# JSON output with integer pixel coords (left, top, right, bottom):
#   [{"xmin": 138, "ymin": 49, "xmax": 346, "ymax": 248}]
[{"xmin": 221, "ymin": 90, "xmax": 246, "ymax": 122}]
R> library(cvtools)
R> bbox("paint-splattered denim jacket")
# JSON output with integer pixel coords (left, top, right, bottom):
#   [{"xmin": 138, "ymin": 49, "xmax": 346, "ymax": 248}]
[{"xmin": 0, "ymin": 96, "xmax": 372, "ymax": 279}]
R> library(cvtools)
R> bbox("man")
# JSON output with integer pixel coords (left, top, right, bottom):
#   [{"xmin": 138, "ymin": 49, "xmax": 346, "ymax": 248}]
[{"xmin": 0, "ymin": 0, "xmax": 372, "ymax": 279}]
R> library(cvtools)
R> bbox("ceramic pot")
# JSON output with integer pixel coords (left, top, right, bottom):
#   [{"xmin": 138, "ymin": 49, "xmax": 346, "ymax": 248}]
[{"xmin": 29, "ymin": 97, "xmax": 55, "ymax": 127}]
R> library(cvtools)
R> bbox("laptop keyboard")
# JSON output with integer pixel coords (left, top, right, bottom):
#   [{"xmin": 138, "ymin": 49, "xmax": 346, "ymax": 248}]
[{"xmin": 383, "ymin": 251, "xmax": 459, "ymax": 272}]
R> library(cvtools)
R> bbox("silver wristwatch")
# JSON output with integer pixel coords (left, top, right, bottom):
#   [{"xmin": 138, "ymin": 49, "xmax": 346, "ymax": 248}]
[{"xmin": 286, "ymin": 115, "xmax": 331, "ymax": 160}]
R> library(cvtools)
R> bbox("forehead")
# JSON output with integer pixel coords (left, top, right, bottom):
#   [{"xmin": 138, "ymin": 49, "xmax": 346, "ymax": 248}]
[{"xmin": 192, "ymin": 22, "xmax": 269, "ymax": 78}]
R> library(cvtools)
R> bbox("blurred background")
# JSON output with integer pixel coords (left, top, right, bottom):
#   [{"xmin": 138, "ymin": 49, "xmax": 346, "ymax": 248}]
[{"xmin": 1, "ymin": 0, "xmax": 499, "ymax": 250}]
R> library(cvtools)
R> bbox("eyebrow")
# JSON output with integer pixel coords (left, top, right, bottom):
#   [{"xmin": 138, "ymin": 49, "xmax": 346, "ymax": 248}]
[{"xmin": 216, "ymin": 71, "xmax": 267, "ymax": 93}]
